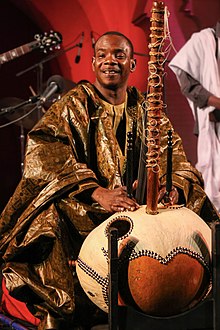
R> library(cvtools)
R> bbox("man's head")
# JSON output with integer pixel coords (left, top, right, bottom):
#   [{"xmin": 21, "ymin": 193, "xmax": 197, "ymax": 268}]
[{"xmin": 92, "ymin": 31, "xmax": 136, "ymax": 91}]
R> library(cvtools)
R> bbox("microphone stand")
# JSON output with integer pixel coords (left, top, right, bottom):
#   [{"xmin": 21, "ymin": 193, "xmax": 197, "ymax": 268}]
[
  {"xmin": 17, "ymin": 42, "xmax": 79, "ymax": 121},
  {"xmin": 19, "ymin": 102, "xmax": 42, "ymax": 174},
  {"xmin": 0, "ymin": 100, "xmax": 41, "ymax": 174},
  {"xmin": 9, "ymin": 42, "xmax": 79, "ymax": 173},
  {"xmin": 0, "ymin": 96, "xmax": 40, "ymax": 116},
  {"xmin": 16, "ymin": 42, "xmax": 80, "ymax": 78}
]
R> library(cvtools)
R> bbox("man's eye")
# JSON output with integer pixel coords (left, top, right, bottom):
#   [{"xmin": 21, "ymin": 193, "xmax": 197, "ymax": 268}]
[
  {"xmin": 116, "ymin": 53, "xmax": 126, "ymax": 59},
  {"xmin": 97, "ymin": 53, "xmax": 105, "ymax": 58}
]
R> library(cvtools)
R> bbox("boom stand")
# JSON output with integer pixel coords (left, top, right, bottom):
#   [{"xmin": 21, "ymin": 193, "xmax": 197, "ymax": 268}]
[
  {"xmin": 108, "ymin": 227, "xmax": 119, "ymax": 330},
  {"xmin": 212, "ymin": 221, "xmax": 220, "ymax": 330}
]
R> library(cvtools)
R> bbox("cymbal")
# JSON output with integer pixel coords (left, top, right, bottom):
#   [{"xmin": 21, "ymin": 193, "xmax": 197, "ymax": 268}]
[
  {"xmin": 0, "ymin": 79, "xmax": 76, "ymax": 130},
  {"xmin": 0, "ymin": 97, "xmax": 42, "ymax": 130}
]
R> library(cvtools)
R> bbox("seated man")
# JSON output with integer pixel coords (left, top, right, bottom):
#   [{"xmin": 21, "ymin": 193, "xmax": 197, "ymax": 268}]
[{"xmin": 0, "ymin": 31, "xmax": 218, "ymax": 330}]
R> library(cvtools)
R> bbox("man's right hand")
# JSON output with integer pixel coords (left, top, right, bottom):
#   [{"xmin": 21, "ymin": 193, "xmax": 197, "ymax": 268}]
[{"xmin": 91, "ymin": 186, "xmax": 139, "ymax": 213}]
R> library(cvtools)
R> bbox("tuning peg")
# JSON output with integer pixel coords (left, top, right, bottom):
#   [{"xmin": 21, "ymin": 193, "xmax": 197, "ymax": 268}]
[{"xmin": 33, "ymin": 30, "xmax": 62, "ymax": 53}]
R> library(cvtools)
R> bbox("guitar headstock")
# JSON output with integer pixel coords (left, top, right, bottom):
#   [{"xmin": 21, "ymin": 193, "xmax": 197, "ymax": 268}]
[{"xmin": 34, "ymin": 30, "xmax": 63, "ymax": 53}]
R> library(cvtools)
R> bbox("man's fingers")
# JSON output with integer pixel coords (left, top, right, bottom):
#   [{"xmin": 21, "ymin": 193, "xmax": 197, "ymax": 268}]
[{"xmin": 111, "ymin": 197, "xmax": 139, "ymax": 211}]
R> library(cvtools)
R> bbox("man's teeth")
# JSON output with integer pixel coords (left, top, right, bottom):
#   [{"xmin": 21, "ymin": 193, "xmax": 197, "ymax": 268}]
[{"xmin": 104, "ymin": 70, "xmax": 117, "ymax": 74}]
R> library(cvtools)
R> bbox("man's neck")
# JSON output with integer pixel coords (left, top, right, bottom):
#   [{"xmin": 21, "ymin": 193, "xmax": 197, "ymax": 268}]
[{"xmin": 93, "ymin": 82, "xmax": 127, "ymax": 105}]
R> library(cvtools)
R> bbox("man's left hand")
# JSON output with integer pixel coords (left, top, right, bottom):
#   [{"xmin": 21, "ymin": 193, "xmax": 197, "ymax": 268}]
[{"xmin": 158, "ymin": 186, "xmax": 179, "ymax": 206}]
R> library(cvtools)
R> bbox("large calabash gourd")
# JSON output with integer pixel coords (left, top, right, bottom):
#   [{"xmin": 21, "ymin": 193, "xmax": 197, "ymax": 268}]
[{"xmin": 76, "ymin": 205, "xmax": 211, "ymax": 316}]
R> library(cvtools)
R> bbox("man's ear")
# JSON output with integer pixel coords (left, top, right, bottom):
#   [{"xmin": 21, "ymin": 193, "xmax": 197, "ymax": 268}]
[
  {"xmin": 130, "ymin": 59, "xmax": 136, "ymax": 72},
  {"xmin": 92, "ymin": 57, "xmax": 95, "ymax": 71}
]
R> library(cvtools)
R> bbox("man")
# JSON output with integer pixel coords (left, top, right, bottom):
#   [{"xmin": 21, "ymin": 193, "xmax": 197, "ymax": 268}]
[
  {"xmin": 169, "ymin": 22, "xmax": 220, "ymax": 213},
  {"xmin": 0, "ymin": 31, "xmax": 218, "ymax": 330}
]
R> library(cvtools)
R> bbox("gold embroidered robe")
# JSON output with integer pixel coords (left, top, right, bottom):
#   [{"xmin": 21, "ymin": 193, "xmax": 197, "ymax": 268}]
[{"xmin": 0, "ymin": 82, "xmax": 218, "ymax": 328}]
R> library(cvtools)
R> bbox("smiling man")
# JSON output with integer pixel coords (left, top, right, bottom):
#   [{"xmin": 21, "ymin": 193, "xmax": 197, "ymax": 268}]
[
  {"xmin": 0, "ymin": 31, "xmax": 218, "ymax": 330},
  {"xmin": 92, "ymin": 32, "xmax": 136, "ymax": 100}
]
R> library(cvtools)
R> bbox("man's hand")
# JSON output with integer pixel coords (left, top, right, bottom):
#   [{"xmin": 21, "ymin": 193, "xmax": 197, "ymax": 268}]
[
  {"xmin": 158, "ymin": 186, "xmax": 179, "ymax": 206},
  {"xmin": 91, "ymin": 186, "xmax": 139, "ymax": 213}
]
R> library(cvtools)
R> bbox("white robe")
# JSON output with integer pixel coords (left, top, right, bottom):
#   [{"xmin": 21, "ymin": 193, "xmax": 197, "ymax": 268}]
[{"xmin": 169, "ymin": 28, "xmax": 220, "ymax": 212}]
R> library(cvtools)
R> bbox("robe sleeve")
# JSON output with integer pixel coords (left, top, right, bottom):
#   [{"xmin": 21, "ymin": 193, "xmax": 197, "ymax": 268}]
[{"xmin": 0, "ymin": 90, "xmax": 100, "ymax": 247}]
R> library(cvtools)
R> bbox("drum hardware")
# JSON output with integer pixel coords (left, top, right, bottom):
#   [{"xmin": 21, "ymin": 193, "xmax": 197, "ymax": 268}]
[{"xmin": 108, "ymin": 227, "xmax": 119, "ymax": 330}]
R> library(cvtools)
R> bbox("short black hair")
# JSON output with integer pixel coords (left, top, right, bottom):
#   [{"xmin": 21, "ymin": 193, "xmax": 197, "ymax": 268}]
[{"xmin": 95, "ymin": 31, "xmax": 134, "ymax": 58}]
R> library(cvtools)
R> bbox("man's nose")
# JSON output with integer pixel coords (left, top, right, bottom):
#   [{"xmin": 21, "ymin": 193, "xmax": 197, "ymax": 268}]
[{"xmin": 104, "ymin": 54, "xmax": 117, "ymax": 64}]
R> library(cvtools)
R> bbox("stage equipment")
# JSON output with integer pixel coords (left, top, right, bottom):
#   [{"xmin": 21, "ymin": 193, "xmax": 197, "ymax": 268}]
[{"xmin": 0, "ymin": 31, "xmax": 62, "ymax": 65}]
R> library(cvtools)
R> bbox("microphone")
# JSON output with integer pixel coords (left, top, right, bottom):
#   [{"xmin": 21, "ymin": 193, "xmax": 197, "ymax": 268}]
[
  {"xmin": 0, "ymin": 96, "xmax": 39, "ymax": 116},
  {"xmin": 90, "ymin": 31, "xmax": 96, "ymax": 49},
  {"xmin": 39, "ymin": 75, "xmax": 65, "ymax": 104},
  {"xmin": 75, "ymin": 32, "xmax": 84, "ymax": 63},
  {"xmin": 0, "ymin": 75, "xmax": 65, "ymax": 116}
]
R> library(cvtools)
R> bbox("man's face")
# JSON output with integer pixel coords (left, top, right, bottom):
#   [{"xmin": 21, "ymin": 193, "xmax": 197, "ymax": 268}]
[{"xmin": 92, "ymin": 34, "xmax": 135, "ymax": 90}]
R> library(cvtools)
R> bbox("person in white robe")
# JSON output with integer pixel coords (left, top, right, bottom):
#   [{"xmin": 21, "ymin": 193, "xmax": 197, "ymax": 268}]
[{"xmin": 169, "ymin": 22, "xmax": 220, "ymax": 213}]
